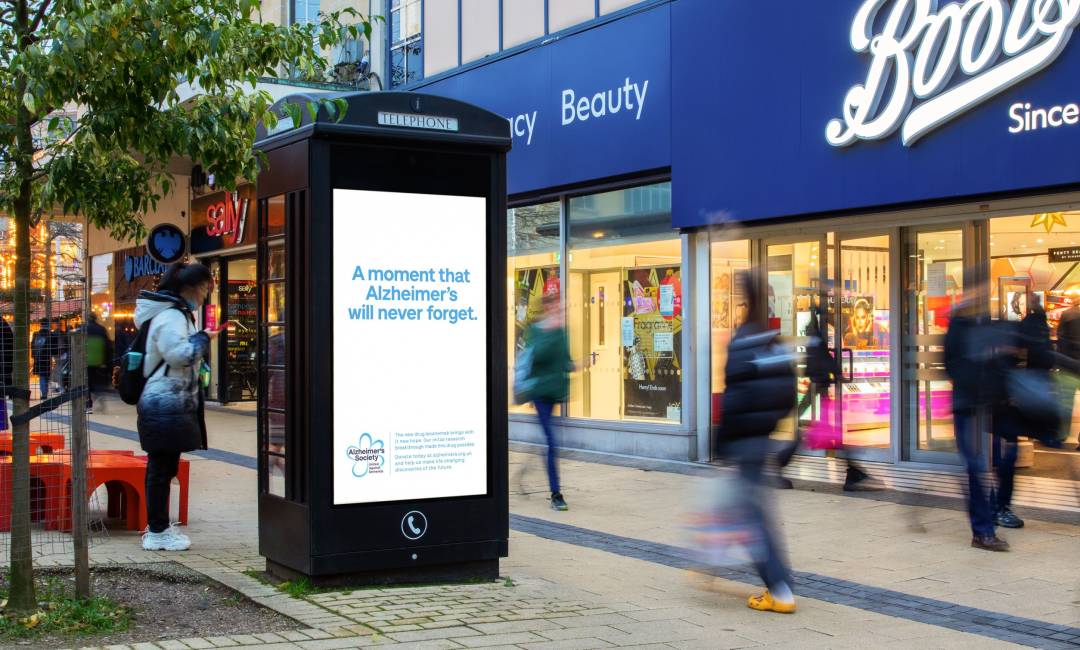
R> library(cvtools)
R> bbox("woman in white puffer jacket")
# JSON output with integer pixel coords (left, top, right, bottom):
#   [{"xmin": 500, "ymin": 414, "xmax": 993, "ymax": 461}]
[{"xmin": 134, "ymin": 263, "xmax": 220, "ymax": 551}]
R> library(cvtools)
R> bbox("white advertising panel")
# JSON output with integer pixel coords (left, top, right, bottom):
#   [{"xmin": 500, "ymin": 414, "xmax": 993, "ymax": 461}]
[{"xmin": 332, "ymin": 189, "xmax": 488, "ymax": 505}]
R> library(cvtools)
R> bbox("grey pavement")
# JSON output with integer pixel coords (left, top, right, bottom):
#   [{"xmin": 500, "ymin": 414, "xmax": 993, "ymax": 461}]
[{"xmin": 27, "ymin": 398, "xmax": 1080, "ymax": 648}]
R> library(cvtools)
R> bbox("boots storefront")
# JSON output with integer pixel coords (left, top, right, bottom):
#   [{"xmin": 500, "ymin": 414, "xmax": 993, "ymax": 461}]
[{"xmin": 414, "ymin": 0, "xmax": 1080, "ymax": 506}]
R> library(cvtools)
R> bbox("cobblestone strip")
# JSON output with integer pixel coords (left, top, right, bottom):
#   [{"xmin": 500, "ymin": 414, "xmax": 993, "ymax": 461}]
[{"xmin": 511, "ymin": 513, "xmax": 1080, "ymax": 650}]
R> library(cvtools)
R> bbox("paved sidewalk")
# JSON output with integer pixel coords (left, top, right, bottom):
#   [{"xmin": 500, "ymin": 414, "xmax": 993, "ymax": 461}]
[{"xmin": 26, "ymin": 401, "xmax": 1080, "ymax": 648}]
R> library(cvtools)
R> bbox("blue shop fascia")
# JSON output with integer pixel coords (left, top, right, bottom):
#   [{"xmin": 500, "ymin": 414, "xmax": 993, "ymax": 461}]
[{"xmin": 411, "ymin": 0, "xmax": 1080, "ymax": 487}]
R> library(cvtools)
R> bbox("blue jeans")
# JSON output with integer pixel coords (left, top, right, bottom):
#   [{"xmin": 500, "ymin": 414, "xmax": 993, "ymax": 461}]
[
  {"xmin": 726, "ymin": 436, "xmax": 792, "ymax": 592},
  {"xmin": 38, "ymin": 375, "xmax": 48, "ymax": 399},
  {"xmin": 992, "ymin": 435, "xmax": 1018, "ymax": 512},
  {"xmin": 533, "ymin": 400, "xmax": 561, "ymax": 495},
  {"xmin": 954, "ymin": 410, "xmax": 995, "ymax": 537}
]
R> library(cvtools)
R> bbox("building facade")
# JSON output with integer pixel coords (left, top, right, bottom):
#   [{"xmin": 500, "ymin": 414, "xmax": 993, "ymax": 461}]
[{"xmin": 389, "ymin": 0, "xmax": 1080, "ymax": 497}]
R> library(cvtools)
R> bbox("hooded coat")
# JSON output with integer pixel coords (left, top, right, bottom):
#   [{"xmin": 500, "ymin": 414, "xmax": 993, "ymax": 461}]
[{"xmin": 134, "ymin": 290, "xmax": 209, "ymax": 453}]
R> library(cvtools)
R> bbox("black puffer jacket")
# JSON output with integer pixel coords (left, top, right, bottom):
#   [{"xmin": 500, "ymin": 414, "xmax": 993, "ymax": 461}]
[
  {"xmin": 718, "ymin": 323, "xmax": 796, "ymax": 444},
  {"xmin": 134, "ymin": 291, "xmax": 209, "ymax": 453}
]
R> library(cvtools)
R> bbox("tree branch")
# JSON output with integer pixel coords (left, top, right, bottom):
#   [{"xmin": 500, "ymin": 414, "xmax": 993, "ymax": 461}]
[{"xmin": 28, "ymin": 0, "xmax": 49, "ymax": 33}]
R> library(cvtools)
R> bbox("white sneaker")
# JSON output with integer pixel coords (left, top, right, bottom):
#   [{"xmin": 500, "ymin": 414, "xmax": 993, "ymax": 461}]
[{"xmin": 142, "ymin": 526, "xmax": 191, "ymax": 551}]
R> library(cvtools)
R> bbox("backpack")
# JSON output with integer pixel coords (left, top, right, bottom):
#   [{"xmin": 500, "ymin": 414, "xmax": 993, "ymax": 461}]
[{"xmin": 115, "ymin": 309, "xmax": 173, "ymax": 405}]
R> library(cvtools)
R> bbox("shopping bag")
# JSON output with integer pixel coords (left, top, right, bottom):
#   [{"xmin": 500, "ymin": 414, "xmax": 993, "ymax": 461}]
[
  {"xmin": 685, "ymin": 473, "xmax": 763, "ymax": 569},
  {"xmin": 803, "ymin": 395, "xmax": 843, "ymax": 450}
]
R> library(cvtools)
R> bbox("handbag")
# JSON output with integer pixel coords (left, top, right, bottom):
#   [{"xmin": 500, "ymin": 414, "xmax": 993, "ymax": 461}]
[{"xmin": 1006, "ymin": 369, "xmax": 1061, "ymax": 432}]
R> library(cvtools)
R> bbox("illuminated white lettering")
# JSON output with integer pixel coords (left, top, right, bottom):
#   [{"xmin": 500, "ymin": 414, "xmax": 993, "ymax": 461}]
[{"xmin": 828, "ymin": 0, "xmax": 1080, "ymax": 147}]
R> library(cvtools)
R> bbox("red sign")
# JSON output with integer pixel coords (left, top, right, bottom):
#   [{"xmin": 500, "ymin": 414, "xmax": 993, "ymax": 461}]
[{"xmin": 205, "ymin": 191, "xmax": 250, "ymax": 246}]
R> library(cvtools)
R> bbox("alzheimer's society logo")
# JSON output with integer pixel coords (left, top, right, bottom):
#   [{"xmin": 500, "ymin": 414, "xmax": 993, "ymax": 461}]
[{"xmin": 346, "ymin": 433, "xmax": 385, "ymax": 478}]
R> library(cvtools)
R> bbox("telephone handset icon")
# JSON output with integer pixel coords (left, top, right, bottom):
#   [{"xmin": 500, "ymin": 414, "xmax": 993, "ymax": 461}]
[{"xmin": 401, "ymin": 511, "xmax": 428, "ymax": 540}]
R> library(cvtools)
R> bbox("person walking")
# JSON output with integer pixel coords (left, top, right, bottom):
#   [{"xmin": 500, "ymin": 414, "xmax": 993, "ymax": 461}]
[
  {"xmin": 82, "ymin": 313, "xmax": 110, "ymax": 414},
  {"xmin": 991, "ymin": 294, "xmax": 1055, "ymax": 530},
  {"xmin": 0, "ymin": 317, "xmax": 12, "ymax": 430},
  {"xmin": 792, "ymin": 305, "xmax": 884, "ymax": 491},
  {"xmin": 944, "ymin": 283, "xmax": 1010, "ymax": 551},
  {"xmin": 135, "ymin": 263, "xmax": 219, "ymax": 551},
  {"xmin": 1055, "ymin": 301, "xmax": 1080, "ymax": 449},
  {"xmin": 718, "ymin": 270, "xmax": 798, "ymax": 613},
  {"xmin": 524, "ymin": 292, "xmax": 572, "ymax": 512},
  {"xmin": 31, "ymin": 319, "xmax": 56, "ymax": 399}
]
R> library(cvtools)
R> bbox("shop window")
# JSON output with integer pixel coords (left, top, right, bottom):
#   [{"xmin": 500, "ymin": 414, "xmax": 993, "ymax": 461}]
[
  {"xmin": 226, "ymin": 257, "xmax": 258, "ymax": 402},
  {"xmin": 548, "ymin": 0, "xmax": 596, "ymax": 33},
  {"xmin": 508, "ymin": 201, "xmax": 561, "ymax": 415},
  {"xmin": 503, "ymin": 0, "xmax": 545, "ymax": 48},
  {"xmin": 422, "ymin": 0, "xmax": 456, "ymax": 76},
  {"xmin": 566, "ymin": 181, "xmax": 681, "ymax": 424},
  {"xmin": 709, "ymin": 240, "xmax": 750, "ymax": 432},
  {"xmin": 392, "ymin": 0, "xmax": 424, "ymax": 86},
  {"xmin": 990, "ymin": 214, "xmax": 1080, "ymax": 472},
  {"xmin": 462, "ymin": 0, "xmax": 499, "ymax": 63},
  {"xmin": 89, "ymin": 253, "xmax": 114, "ymax": 350}
]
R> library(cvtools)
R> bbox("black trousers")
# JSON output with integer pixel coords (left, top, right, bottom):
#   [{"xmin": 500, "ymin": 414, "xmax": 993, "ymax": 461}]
[{"xmin": 145, "ymin": 451, "xmax": 180, "ymax": 533}]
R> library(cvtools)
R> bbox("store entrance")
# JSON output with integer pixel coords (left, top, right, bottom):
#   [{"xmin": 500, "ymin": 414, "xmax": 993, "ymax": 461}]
[
  {"xmin": 224, "ymin": 256, "xmax": 258, "ymax": 402},
  {"xmin": 765, "ymin": 232, "xmax": 894, "ymax": 461}
]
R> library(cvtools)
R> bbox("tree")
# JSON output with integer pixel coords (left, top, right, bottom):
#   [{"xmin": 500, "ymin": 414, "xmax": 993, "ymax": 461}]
[{"xmin": 0, "ymin": 0, "xmax": 369, "ymax": 612}]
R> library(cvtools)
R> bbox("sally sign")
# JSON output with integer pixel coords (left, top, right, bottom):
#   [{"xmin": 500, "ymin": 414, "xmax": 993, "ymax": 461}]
[{"xmin": 205, "ymin": 190, "xmax": 250, "ymax": 246}]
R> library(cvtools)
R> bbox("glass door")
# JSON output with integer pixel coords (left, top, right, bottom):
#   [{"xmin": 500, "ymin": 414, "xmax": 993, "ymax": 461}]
[
  {"xmin": 835, "ymin": 234, "xmax": 894, "ymax": 461},
  {"xmin": 903, "ymin": 226, "xmax": 966, "ymax": 463},
  {"xmin": 765, "ymin": 236, "xmax": 831, "ymax": 446}
]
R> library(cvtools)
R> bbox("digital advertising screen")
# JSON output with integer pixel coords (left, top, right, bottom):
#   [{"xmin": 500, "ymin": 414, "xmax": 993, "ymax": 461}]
[{"xmin": 332, "ymin": 189, "xmax": 489, "ymax": 505}]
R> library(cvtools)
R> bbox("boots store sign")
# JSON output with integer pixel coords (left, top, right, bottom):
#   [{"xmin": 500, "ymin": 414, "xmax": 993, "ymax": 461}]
[
  {"xmin": 828, "ymin": 0, "xmax": 1080, "ymax": 148},
  {"xmin": 671, "ymin": 0, "xmax": 1080, "ymax": 227}
]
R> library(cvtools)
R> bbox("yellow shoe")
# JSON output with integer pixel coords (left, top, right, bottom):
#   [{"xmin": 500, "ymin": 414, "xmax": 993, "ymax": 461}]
[{"xmin": 747, "ymin": 590, "xmax": 796, "ymax": 614}]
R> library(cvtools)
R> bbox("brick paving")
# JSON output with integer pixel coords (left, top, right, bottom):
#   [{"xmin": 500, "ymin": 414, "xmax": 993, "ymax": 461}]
[{"xmin": 24, "ymin": 401, "xmax": 1078, "ymax": 648}]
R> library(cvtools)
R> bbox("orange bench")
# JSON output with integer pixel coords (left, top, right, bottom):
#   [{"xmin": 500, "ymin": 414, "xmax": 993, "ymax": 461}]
[
  {"xmin": 0, "ymin": 451, "xmax": 190, "ymax": 533},
  {"xmin": 0, "ymin": 432, "xmax": 67, "ymax": 455}
]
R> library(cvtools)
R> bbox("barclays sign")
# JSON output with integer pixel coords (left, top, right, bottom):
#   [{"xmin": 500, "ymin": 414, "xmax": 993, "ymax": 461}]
[{"xmin": 124, "ymin": 254, "xmax": 166, "ymax": 283}]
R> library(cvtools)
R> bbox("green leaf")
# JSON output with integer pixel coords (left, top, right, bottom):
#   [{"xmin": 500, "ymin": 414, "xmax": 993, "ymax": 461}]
[{"xmin": 22, "ymin": 93, "xmax": 36, "ymax": 114}]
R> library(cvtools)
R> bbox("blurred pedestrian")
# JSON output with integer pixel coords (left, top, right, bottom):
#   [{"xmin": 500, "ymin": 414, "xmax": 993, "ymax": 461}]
[
  {"xmin": 0, "ymin": 317, "xmax": 12, "ymax": 430},
  {"xmin": 523, "ymin": 292, "xmax": 572, "ymax": 512},
  {"xmin": 82, "ymin": 313, "xmax": 110, "ymax": 414},
  {"xmin": 718, "ymin": 270, "xmax": 798, "ymax": 613},
  {"xmin": 30, "ymin": 318, "xmax": 56, "ymax": 399},
  {"xmin": 991, "ymin": 294, "xmax": 1056, "ymax": 530},
  {"xmin": 1054, "ymin": 300, "xmax": 1080, "ymax": 449},
  {"xmin": 944, "ymin": 281, "xmax": 1010, "ymax": 551},
  {"xmin": 135, "ymin": 263, "xmax": 219, "ymax": 551},
  {"xmin": 791, "ymin": 305, "xmax": 884, "ymax": 491}
]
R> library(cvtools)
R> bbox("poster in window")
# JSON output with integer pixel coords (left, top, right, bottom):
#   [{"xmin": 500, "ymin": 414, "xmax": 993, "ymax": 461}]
[
  {"xmin": 623, "ymin": 266, "xmax": 682, "ymax": 420},
  {"xmin": 711, "ymin": 267, "xmax": 731, "ymax": 329},
  {"xmin": 842, "ymin": 296, "xmax": 875, "ymax": 349},
  {"xmin": 514, "ymin": 266, "xmax": 560, "ymax": 354}
]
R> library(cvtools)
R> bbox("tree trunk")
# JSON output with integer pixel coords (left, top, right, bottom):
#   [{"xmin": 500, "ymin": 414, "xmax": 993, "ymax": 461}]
[
  {"xmin": 8, "ymin": 0, "xmax": 38, "ymax": 612},
  {"xmin": 8, "ymin": 178, "xmax": 37, "ymax": 613}
]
